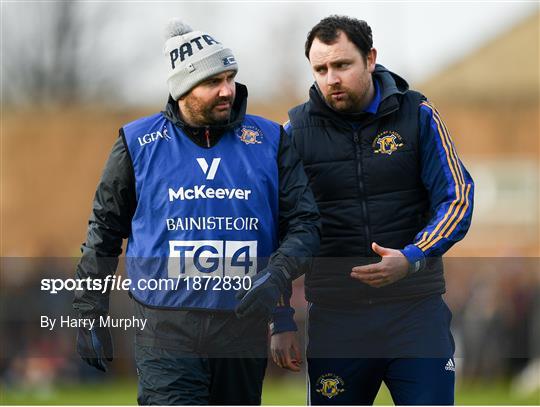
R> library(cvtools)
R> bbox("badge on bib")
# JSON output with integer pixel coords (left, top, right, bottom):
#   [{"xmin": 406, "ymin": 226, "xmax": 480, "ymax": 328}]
[{"xmin": 238, "ymin": 126, "xmax": 263, "ymax": 145}]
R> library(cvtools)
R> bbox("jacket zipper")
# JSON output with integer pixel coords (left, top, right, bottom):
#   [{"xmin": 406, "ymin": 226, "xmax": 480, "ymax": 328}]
[
  {"xmin": 353, "ymin": 130, "xmax": 373, "ymax": 255},
  {"xmin": 205, "ymin": 127, "xmax": 210, "ymax": 148}
]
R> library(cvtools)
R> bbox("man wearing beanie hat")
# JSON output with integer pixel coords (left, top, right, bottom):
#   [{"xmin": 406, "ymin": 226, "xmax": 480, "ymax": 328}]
[{"xmin": 73, "ymin": 19, "xmax": 320, "ymax": 405}]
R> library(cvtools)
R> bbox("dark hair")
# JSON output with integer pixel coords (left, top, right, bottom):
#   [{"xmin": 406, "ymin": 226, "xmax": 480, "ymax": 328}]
[{"xmin": 305, "ymin": 15, "xmax": 373, "ymax": 60}]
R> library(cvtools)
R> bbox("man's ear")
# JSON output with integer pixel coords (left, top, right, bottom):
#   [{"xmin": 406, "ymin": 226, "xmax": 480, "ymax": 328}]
[{"xmin": 367, "ymin": 48, "xmax": 377, "ymax": 73}]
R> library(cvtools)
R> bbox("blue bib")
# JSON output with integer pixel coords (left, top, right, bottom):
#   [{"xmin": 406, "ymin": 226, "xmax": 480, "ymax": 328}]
[{"xmin": 123, "ymin": 113, "xmax": 280, "ymax": 310}]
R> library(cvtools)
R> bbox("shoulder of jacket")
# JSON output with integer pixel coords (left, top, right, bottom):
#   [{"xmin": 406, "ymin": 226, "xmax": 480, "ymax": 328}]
[
  {"xmin": 243, "ymin": 114, "xmax": 282, "ymax": 134},
  {"xmin": 288, "ymin": 102, "xmax": 309, "ymax": 118},
  {"xmin": 287, "ymin": 102, "xmax": 312, "ymax": 128},
  {"xmin": 402, "ymin": 89, "xmax": 427, "ymax": 106},
  {"xmin": 122, "ymin": 112, "xmax": 165, "ymax": 135}
]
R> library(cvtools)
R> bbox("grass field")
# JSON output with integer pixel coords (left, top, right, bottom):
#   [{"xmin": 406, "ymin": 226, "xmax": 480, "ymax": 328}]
[{"xmin": 1, "ymin": 379, "xmax": 539, "ymax": 405}]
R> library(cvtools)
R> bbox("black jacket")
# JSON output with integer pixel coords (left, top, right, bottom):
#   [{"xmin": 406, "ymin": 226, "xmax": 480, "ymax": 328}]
[
  {"xmin": 288, "ymin": 66, "xmax": 447, "ymax": 306},
  {"xmin": 73, "ymin": 83, "xmax": 321, "ymax": 317}
]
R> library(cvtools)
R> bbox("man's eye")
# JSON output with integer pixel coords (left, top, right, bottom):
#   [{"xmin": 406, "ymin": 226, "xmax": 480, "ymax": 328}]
[{"xmin": 316, "ymin": 68, "xmax": 326, "ymax": 74}]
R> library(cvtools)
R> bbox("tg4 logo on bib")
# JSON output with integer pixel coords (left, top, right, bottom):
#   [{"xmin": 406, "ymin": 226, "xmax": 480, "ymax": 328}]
[{"xmin": 315, "ymin": 373, "xmax": 345, "ymax": 399}]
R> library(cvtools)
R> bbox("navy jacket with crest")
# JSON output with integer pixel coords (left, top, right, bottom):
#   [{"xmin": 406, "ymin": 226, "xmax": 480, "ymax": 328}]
[{"xmin": 285, "ymin": 65, "xmax": 474, "ymax": 306}]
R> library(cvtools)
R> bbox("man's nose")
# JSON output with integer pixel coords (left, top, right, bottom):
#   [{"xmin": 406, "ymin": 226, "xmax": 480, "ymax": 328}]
[
  {"xmin": 218, "ymin": 82, "xmax": 234, "ymax": 98},
  {"xmin": 327, "ymin": 69, "xmax": 341, "ymax": 87}
]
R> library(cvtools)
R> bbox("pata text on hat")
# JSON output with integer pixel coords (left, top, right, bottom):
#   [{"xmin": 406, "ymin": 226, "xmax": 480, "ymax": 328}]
[{"xmin": 170, "ymin": 35, "xmax": 220, "ymax": 69}]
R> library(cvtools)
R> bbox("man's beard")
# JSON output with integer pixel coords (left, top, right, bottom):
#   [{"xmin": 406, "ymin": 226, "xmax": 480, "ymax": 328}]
[
  {"xmin": 184, "ymin": 96, "xmax": 233, "ymax": 126},
  {"xmin": 324, "ymin": 86, "xmax": 366, "ymax": 114}
]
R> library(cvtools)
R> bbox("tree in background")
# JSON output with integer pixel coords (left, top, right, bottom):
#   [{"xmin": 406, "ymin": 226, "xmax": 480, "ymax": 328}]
[{"xmin": 1, "ymin": 2, "xmax": 118, "ymax": 106}]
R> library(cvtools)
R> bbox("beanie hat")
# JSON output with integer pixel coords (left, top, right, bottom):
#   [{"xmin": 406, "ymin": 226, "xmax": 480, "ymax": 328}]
[{"xmin": 164, "ymin": 19, "xmax": 238, "ymax": 100}]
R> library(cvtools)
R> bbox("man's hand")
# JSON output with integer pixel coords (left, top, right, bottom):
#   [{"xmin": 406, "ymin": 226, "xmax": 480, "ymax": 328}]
[
  {"xmin": 271, "ymin": 331, "xmax": 302, "ymax": 372},
  {"xmin": 235, "ymin": 267, "xmax": 288, "ymax": 319},
  {"xmin": 77, "ymin": 324, "xmax": 113, "ymax": 372},
  {"xmin": 350, "ymin": 242, "xmax": 409, "ymax": 288}
]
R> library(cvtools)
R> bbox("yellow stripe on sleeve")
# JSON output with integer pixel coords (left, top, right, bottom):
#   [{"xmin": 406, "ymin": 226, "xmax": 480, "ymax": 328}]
[
  {"xmin": 421, "ymin": 183, "xmax": 471, "ymax": 251},
  {"xmin": 432, "ymin": 106, "xmax": 465, "ymax": 185},
  {"xmin": 416, "ymin": 102, "xmax": 464, "ymax": 251}
]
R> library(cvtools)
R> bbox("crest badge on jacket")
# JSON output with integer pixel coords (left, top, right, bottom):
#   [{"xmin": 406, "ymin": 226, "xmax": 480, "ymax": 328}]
[{"xmin": 372, "ymin": 130, "xmax": 404, "ymax": 155}]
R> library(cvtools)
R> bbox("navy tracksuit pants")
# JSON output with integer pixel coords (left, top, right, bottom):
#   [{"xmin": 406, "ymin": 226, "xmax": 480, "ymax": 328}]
[
  {"xmin": 133, "ymin": 302, "xmax": 268, "ymax": 405},
  {"xmin": 307, "ymin": 294, "xmax": 455, "ymax": 405}
]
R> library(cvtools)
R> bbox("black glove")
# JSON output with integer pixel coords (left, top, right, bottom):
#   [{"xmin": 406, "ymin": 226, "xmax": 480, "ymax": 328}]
[
  {"xmin": 235, "ymin": 267, "xmax": 289, "ymax": 319},
  {"xmin": 76, "ymin": 322, "xmax": 113, "ymax": 372}
]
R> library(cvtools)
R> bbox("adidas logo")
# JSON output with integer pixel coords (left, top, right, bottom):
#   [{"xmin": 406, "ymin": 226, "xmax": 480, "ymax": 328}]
[{"xmin": 445, "ymin": 358, "xmax": 455, "ymax": 372}]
